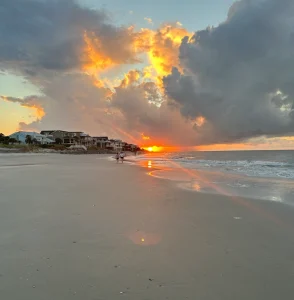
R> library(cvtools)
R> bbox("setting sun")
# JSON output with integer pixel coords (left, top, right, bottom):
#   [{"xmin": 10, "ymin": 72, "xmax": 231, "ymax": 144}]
[{"xmin": 144, "ymin": 146, "xmax": 162, "ymax": 152}]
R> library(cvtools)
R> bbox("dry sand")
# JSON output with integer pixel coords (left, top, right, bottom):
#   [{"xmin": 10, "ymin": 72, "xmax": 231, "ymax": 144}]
[{"xmin": 1, "ymin": 154, "xmax": 294, "ymax": 300}]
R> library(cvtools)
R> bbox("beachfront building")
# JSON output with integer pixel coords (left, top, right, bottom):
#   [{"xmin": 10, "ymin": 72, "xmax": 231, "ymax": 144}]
[
  {"xmin": 92, "ymin": 136, "xmax": 110, "ymax": 149},
  {"xmin": 9, "ymin": 131, "xmax": 54, "ymax": 144},
  {"xmin": 39, "ymin": 129, "xmax": 139, "ymax": 151},
  {"xmin": 63, "ymin": 132, "xmax": 84, "ymax": 145},
  {"xmin": 40, "ymin": 130, "xmax": 67, "ymax": 143},
  {"xmin": 80, "ymin": 134, "xmax": 95, "ymax": 147},
  {"xmin": 40, "ymin": 130, "xmax": 87, "ymax": 145},
  {"xmin": 107, "ymin": 139, "xmax": 123, "ymax": 152}
]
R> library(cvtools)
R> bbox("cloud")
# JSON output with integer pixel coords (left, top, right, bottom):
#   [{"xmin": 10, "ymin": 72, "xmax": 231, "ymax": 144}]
[
  {"xmin": 111, "ymin": 70, "xmax": 197, "ymax": 145},
  {"xmin": 134, "ymin": 24, "xmax": 192, "ymax": 86},
  {"xmin": 144, "ymin": 17, "xmax": 153, "ymax": 25},
  {"xmin": 15, "ymin": 73, "xmax": 114, "ymax": 135},
  {"xmin": 3, "ymin": 15, "xmax": 194, "ymax": 145},
  {"xmin": 18, "ymin": 121, "xmax": 40, "ymax": 132},
  {"xmin": 0, "ymin": 1, "xmax": 193, "ymax": 144},
  {"xmin": 1, "ymin": 95, "xmax": 45, "ymax": 119},
  {"xmin": 16, "ymin": 69, "xmax": 196, "ymax": 146},
  {"xmin": 164, "ymin": 0, "xmax": 294, "ymax": 144},
  {"xmin": 3, "ymin": 0, "xmax": 294, "ymax": 148},
  {"xmin": 0, "ymin": 0, "xmax": 140, "ymax": 75}
]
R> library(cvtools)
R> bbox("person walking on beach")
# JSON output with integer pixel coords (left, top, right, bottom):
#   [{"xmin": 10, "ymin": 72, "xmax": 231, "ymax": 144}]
[
  {"xmin": 120, "ymin": 151, "xmax": 125, "ymax": 163},
  {"xmin": 115, "ymin": 152, "xmax": 119, "ymax": 163}
]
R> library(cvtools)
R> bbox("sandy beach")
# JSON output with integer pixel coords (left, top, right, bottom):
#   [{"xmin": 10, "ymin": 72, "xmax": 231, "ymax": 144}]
[{"xmin": 1, "ymin": 154, "xmax": 294, "ymax": 300}]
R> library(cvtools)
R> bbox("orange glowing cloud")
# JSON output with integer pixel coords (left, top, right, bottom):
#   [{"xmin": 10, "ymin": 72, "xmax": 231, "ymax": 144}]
[
  {"xmin": 142, "ymin": 24, "xmax": 192, "ymax": 79},
  {"xmin": 22, "ymin": 104, "xmax": 45, "ymax": 119},
  {"xmin": 119, "ymin": 69, "xmax": 142, "ymax": 88},
  {"xmin": 141, "ymin": 133, "xmax": 150, "ymax": 140},
  {"xmin": 194, "ymin": 116, "xmax": 206, "ymax": 127},
  {"xmin": 129, "ymin": 24, "xmax": 192, "ymax": 86},
  {"xmin": 82, "ymin": 24, "xmax": 192, "ymax": 91},
  {"xmin": 1, "ymin": 95, "xmax": 45, "ymax": 120},
  {"xmin": 82, "ymin": 31, "xmax": 116, "ymax": 74}
]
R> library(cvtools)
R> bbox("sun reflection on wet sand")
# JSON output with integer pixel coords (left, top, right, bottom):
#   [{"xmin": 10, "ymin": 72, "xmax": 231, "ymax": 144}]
[
  {"xmin": 127, "ymin": 231, "xmax": 161, "ymax": 246},
  {"xmin": 139, "ymin": 156, "xmax": 290, "ymax": 228},
  {"xmin": 191, "ymin": 182, "xmax": 201, "ymax": 192}
]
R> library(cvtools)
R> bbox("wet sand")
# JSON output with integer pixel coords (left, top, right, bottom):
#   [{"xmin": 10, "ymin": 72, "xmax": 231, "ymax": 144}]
[{"xmin": 1, "ymin": 154, "xmax": 294, "ymax": 300}]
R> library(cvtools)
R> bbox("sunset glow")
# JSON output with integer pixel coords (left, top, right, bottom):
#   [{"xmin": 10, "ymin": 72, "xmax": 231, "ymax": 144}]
[
  {"xmin": 1, "ymin": 96, "xmax": 45, "ymax": 121},
  {"xmin": 83, "ymin": 31, "xmax": 116, "ymax": 74},
  {"xmin": 194, "ymin": 116, "xmax": 206, "ymax": 127},
  {"xmin": 144, "ymin": 146, "xmax": 163, "ymax": 152},
  {"xmin": 2, "ymin": 0, "xmax": 294, "ymax": 151},
  {"xmin": 141, "ymin": 133, "xmax": 150, "ymax": 140}
]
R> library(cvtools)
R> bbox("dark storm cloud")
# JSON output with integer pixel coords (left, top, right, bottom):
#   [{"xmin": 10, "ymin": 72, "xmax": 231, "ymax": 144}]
[
  {"xmin": 0, "ymin": 0, "xmax": 137, "ymax": 73},
  {"xmin": 111, "ymin": 71, "xmax": 197, "ymax": 145},
  {"xmin": 164, "ymin": 0, "xmax": 294, "ymax": 144}
]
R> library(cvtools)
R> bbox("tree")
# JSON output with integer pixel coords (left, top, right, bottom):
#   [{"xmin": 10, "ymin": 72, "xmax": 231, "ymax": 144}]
[
  {"xmin": 55, "ymin": 138, "xmax": 63, "ymax": 144},
  {"xmin": 0, "ymin": 133, "xmax": 5, "ymax": 143},
  {"xmin": 2, "ymin": 136, "xmax": 10, "ymax": 145},
  {"xmin": 9, "ymin": 138, "xmax": 17, "ymax": 145},
  {"xmin": 25, "ymin": 135, "xmax": 33, "ymax": 144},
  {"xmin": 32, "ymin": 138, "xmax": 38, "ymax": 145}
]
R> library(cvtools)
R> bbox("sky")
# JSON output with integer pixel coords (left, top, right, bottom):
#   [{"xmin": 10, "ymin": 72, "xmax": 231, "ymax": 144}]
[
  {"xmin": 1, "ymin": 0, "xmax": 294, "ymax": 150},
  {"xmin": 79, "ymin": 0, "xmax": 235, "ymax": 30}
]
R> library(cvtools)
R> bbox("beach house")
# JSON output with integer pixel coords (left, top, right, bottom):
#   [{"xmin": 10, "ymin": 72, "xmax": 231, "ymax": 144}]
[
  {"xmin": 92, "ymin": 136, "xmax": 110, "ymax": 149},
  {"xmin": 107, "ymin": 139, "xmax": 123, "ymax": 152},
  {"xmin": 39, "ymin": 130, "xmax": 138, "ymax": 152},
  {"xmin": 40, "ymin": 130, "xmax": 86, "ymax": 145},
  {"xmin": 9, "ymin": 131, "xmax": 54, "ymax": 144}
]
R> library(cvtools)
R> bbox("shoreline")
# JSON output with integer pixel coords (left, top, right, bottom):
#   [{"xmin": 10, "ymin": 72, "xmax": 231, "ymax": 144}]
[
  {"xmin": 126, "ymin": 154, "xmax": 294, "ymax": 207},
  {"xmin": 1, "ymin": 151, "xmax": 294, "ymax": 206},
  {"xmin": 0, "ymin": 146, "xmax": 145, "ymax": 156}
]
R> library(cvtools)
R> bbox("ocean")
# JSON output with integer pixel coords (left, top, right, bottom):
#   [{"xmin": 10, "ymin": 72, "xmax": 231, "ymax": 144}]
[{"xmin": 131, "ymin": 150, "xmax": 294, "ymax": 205}]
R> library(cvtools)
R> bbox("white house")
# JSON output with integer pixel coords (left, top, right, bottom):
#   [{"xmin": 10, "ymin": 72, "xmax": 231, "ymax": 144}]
[
  {"xmin": 108, "ymin": 139, "xmax": 123, "ymax": 152},
  {"xmin": 9, "ymin": 131, "xmax": 54, "ymax": 144}
]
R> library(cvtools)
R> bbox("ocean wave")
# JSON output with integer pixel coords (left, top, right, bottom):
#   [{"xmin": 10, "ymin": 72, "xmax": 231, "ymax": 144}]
[{"xmin": 136, "ymin": 154, "xmax": 294, "ymax": 180}]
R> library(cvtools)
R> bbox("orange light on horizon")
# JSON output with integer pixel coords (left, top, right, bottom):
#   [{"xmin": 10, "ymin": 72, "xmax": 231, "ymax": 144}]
[{"xmin": 144, "ymin": 146, "xmax": 163, "ymax": 152}]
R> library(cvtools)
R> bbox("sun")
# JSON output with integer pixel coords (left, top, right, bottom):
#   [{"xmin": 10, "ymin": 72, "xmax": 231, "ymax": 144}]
[{"xmin": 144, "ymin": 146, "xmax": 162, "ymax": 152}]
